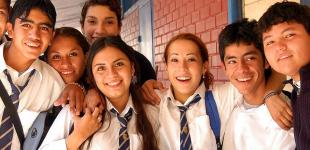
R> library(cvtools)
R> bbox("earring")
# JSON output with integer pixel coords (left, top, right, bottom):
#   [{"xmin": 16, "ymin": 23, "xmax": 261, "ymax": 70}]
[{"xmin": 132, "ymin": 75, "xmax": 137, "ymax": 84}]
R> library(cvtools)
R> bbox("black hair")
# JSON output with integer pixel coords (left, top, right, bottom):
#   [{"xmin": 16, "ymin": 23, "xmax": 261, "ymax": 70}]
[
  {"xmin": 86, "ymin": 36, "xmax": 158, "ymax": 150},
  {"xmin": 258, "ymin": 1, "xmax": 310, "ymax": 35},
  {"xmin": 9, "ymin": 0, "xmax": 57, "ymax": 28},
  {"xmin": 52, "ymin": 27, "xmax": 89, "ymax": 54}
]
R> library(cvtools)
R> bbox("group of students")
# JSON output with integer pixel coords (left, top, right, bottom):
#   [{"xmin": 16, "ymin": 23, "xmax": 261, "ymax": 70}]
[{"xmin": 0, "ymin": 0, "xmax": 309, "ymax": 150}]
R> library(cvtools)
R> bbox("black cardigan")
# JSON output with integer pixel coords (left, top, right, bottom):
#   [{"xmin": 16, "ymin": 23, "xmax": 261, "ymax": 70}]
[{"xmin": 291, "ymin": 62, "xmax": 310, "ymax": 150}]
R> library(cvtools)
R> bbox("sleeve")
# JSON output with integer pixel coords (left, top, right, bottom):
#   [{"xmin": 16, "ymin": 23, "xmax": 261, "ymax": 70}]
[
  {"xmin": 39, "ymin": 106, "xmax": 73, "ymax": 150},
  {"xmin": 132, "ymin": 50, "xmax": 156, "ymax": 85}
]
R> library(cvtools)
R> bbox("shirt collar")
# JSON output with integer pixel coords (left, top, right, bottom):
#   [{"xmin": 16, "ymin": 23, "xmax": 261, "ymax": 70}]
[
  {"xmin": 107, "ymin": 94, "xmax": 137, "ymax": 116},
  {"xmin": 166, "ymin": 83, "xmax": 206, "ymax": 106},
  {"xmin": 293, "ymin": 80, "xmax": 301, "ymax": 89}
]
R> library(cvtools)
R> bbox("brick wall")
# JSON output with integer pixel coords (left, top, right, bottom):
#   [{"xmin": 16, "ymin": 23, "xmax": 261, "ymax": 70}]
[
  {"xmin": 154, "ymin": 0, "xmax": 229, "ymax": 87},
  {"xmin": 121, "ymin": 8, "xmax": 140, "ymax": 51}
]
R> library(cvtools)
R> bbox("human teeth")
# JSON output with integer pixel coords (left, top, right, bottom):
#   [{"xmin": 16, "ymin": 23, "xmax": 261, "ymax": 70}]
[
  {"xmin": 237, "ymin": 77, "xmax": 251, "ymax": 82},
  {"xmin": 61, "ymin": 71, "xmax": 73, "ymax": 75},
  {"xmin": 26, "ymin": 42, "xmax": 40, "ymax": 47},
  {"xmin": 176, "ymin": 76, "xmax": 190, "ymax": 80},
  {"xmin": 107, "ymin": 81, "xmax": 120, "ymax": 86},
  {"xmin": 279, "ymin": 55, "xmax": 289, "ymax": 60}
]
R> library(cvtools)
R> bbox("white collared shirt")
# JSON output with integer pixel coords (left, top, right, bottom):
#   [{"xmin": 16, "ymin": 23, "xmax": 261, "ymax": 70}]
[
  {"xmin": 0, "ymin": 42, "xmax": 65, "ymax": 150},
  {"xmin": 157, "ymin": 83, "xmax": 240, "ymax": 150},
  {"xmin": 39, "ymin": 95, "xmax": 159, "ymax": 150},
  {"xmin": 222, "ymin": 95, "xmax": 295, "ymax": 150}
]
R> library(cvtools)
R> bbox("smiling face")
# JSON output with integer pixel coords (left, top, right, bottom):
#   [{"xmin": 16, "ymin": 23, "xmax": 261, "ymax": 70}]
[
  {"xmin": 47, "ymin": 35, "xmax": 86, "ymax": 84},
  {"xmin": 82, "ymin": 5, "xmax": 120, "ymax": 44},
  {"xmin": 263, "ymin": 22, "xmax": 310, "ymax": 81},
  {"xmin": 166, "ymin": 39, "xmax": 208, "ymax": 102},
  {"xmin": 7, "ymin": 8, "xmax": 53, "ymax": 61},
  {"xmin": 92, "ymin": 46, "xmax": 134, "ymax": 103},
  {"xmin": 224, "ymin": 43, "xmax": 267, "ymax": 97}
]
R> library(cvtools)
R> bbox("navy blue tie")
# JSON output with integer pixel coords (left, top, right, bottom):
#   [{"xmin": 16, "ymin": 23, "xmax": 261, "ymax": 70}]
[
  {"xmin": 178, "ymin": 94, "xmax": 201, "ymax": 150},
  {"xmin": 111, "ymin": 108, "xmax": 133, "ymax": 150},
  {"xmin": 0, "ymin": 69, "xmax": 35, "ymax": 150}
]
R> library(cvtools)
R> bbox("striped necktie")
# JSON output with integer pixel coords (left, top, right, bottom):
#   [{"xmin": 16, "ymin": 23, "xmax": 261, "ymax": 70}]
[
  {"xmin": 111, "ymin": 108, "xmax": 133, "ymax": 150},
  {"xmin": 178, "ymin": 94, "xmax": 201, "ymax": 150},
  {"xmin": 0, "ymin": 69, "xmax": 35, "ymax": 150}
]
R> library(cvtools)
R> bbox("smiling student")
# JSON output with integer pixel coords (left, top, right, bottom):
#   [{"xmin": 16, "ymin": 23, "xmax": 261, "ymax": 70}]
[
  {"xmin": 258, "ymin": 2, "xmax": 310, "ymax": 149},
  {"xmin": 0, "ymin": 0, "xmax": 65, "ymax": 149},
  {"xmin": 219, "ymin": 19, "xmax": 295, "ymax": 150},
  {"xmin": 45, "ymin": 27, "xmax": 89, "ymax": 85},
  {"xmin": 39, "ymin": 36, "xmax": 158, "ymax": 150},
  {"xmin": 156, "ymin": 33, "xmax": 239, "ymax": 149}
]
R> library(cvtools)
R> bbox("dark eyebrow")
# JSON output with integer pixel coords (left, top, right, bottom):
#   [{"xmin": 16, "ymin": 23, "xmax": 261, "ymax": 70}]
[
  {"xmin": 262, "ymin": 35, "xmax": 271, "ymax": 42},
  {"xmin": 19, "ymin": 18, "xmax": 53, "ymax": 28},
  {"xmin": 113, "ymin": 58, "xmax": 125, "ymax": 63},
  {"xmin": 94, "ymin": 63, "xmax": 105, "ymax": 67},
  {"xmin": 224, "ymin": 55, "xmax": 236, "ymax": 61}
]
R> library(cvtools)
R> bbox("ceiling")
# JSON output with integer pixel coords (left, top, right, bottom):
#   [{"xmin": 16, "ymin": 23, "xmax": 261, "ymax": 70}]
[{"xmin": 11, "ymin": 0, "xmax": 86, "ymax": 29}]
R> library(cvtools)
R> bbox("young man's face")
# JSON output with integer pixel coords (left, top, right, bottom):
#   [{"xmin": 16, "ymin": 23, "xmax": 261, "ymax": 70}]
[
  {"xmin": 0, "ymin": 1, "xmax": 9, "ymax": 38},
  {"xmin": 223, "ymin": 43, "xmax": 267, "ymax": 97},
  {"xmin": 7, "ymin": 8, "xmax": 54, "ymax": 61},
  {"xmin": 262, "ymin": 22, "xmax": 310, "ymax": 81},
  {"xmin": 81, "ymin": 5, "xmax": 120, "ymax": 44}
]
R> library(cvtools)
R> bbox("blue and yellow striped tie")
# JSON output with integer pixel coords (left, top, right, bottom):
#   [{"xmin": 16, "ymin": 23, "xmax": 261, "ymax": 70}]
[
  {"xmin": 178, "ymin": 94, "xmax": 201, "ymax": 150},
  {"xmin": 111, "ymin": 108, "xmax": 133, "ymax": 150}
]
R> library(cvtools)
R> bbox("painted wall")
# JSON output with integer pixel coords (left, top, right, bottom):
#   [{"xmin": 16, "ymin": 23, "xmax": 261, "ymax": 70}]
[{"xmin": 244, "ymin": 0, "xmax": 300, "ymax": 20}]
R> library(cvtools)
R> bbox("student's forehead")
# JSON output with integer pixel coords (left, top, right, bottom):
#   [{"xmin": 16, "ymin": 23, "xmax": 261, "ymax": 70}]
[{"xmin": 225, "ymin": 43, "xmax": 260, "ymax": 56}]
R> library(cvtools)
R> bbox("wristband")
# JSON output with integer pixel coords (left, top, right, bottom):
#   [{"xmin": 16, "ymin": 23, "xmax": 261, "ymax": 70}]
[
  {"xmin": 263, "ymin": 90, "xmax": 279, "ymax": 101},
  {"xmin": 67, "ymin": 82, "xmax": 86, "ymax": 94}
]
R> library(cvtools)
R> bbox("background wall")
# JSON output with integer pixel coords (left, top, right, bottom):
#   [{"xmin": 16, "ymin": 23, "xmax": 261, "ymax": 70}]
[{"xmin": 243, "ymin": 0, "xmax": 300, "ymax": 20}]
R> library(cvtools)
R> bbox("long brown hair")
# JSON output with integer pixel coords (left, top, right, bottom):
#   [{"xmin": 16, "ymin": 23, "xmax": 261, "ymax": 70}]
[
  {"xmin": 164, "ymin": 33, "xmax": 213, "ymax": 89},
  {"xmin": 87, "ymin": 36, "xmax": 158, "ymax": 150}
]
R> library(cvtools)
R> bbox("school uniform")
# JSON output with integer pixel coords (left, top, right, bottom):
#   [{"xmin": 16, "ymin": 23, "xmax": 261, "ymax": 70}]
[
  {"xmin": 157, "ymin": 83, "xmax": 239, "ymax": 150},
  {"xmin": 0, "ymin": 42, "xmax": 65, "ymax": 150},
  {"xmin": 291, "ymin": 62, "xmax": 310, "ymax": 150},
  {"xmin": 39, "ymin": 95, "xmax": 159, "ymax": 150},
  {"xmin": 222, "ymin": 94, "xmax": 295, "ymax": 150}
]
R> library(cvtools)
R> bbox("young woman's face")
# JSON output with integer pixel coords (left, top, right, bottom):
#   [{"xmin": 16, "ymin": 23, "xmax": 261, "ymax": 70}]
[
  {"xmin": 166, "ymin": 39, "xmax": 208, "ymax": 101},
  {"xmin": 82, "ymin": 5, "xmax": 120, "ymax": 44},
  {"xmin": 92, "ymin": 46, "xmax": 134, "ymax": 102},
  {"xmin": 47, "ymin": 36, "xmax": 86, "ymax": 83}
]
